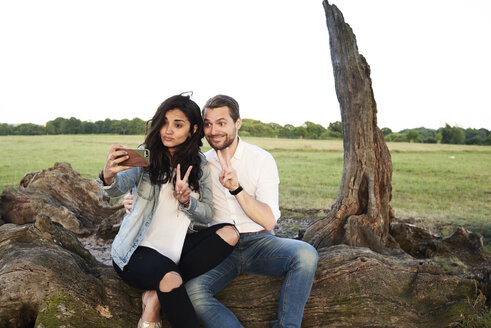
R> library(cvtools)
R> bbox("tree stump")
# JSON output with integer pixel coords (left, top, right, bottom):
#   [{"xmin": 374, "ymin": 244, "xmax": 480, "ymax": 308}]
[{"xmin": 303, "ymin": 0, "xmax": 398, "ymax": 252}]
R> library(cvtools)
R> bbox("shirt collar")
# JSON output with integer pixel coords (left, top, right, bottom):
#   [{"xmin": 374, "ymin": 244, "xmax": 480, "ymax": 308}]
[{"xmin": 233, "ymin": 136, "xmax": 244, "ymax": 160}]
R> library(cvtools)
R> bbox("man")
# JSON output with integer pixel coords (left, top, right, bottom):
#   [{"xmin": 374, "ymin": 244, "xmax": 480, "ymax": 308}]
[{"xmin": 185, "ymin": 94, "xmax": 318, "ymax": 327}]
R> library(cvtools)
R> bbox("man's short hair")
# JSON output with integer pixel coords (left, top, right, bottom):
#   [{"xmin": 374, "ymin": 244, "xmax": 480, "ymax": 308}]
[{"xmin": 203, "ymin": 95, "xmax": 240, "ymax": 122}]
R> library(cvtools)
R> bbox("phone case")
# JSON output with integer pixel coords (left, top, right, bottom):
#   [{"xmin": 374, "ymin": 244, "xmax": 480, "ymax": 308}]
[{"xmin": 120, "ymin": 149, "xmax": 150, "ymax": 167}]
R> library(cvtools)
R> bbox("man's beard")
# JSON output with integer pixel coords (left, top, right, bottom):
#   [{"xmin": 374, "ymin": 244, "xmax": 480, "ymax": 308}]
[{"xmin": 206, "ymin": 131, "xmax": 236, "ymax": 151}]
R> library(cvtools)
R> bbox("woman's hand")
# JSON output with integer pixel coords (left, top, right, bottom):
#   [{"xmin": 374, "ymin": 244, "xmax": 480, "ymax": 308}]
[
  {"xmin": 103, "ymin": 145, "xmax": 132, "ymax": 185},
  {"xmin": 174, "ymin": 164, "xmax": 192, "ymax": 206}
]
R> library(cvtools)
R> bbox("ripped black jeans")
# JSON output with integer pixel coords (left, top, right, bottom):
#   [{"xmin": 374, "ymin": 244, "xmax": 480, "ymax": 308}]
[{"xmin": 113, "ymin": 223, "xmax": 235, "ymax": 328}]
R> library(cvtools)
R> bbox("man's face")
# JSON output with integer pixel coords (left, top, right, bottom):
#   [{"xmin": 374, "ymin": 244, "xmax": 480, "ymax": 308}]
[{"xmin": 203, "ymin": 106, "xmax": 241, "ymax": 150}]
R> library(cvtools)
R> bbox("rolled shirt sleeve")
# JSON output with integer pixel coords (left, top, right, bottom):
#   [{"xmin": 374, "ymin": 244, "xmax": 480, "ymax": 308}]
[{"xmin": 254, "ymin": 153, "xmax": 281, "ymax": 222}]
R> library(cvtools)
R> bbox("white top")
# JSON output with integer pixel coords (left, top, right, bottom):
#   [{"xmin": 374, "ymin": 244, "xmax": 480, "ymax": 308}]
[
  {"xmin": 205, "ymin": 139, "xmax": 281, "ymax": 233},
  {"xmin": 140, "ymin": 180, "xmax": 197, "ymax": 264}
]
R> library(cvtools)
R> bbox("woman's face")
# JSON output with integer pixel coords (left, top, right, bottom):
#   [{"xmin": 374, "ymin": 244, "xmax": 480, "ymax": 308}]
[{"xmin": 159, "ymin": 108, "xmax": 197, "ymax": 154}]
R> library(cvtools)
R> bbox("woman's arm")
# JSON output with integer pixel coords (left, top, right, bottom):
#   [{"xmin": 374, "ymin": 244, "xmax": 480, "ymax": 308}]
[{"xmin": 99, "ymin": 166, "xmax": 141, "ymax": 198}]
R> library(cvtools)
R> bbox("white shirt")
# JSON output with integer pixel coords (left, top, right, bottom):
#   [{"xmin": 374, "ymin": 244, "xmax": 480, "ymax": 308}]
[
  {"xmin": 140, "ymin": 181, "xmax": 197, "ymax": 264},
  {"xmin": 205, "ymin": 139, "xmax": 281, "ymax": 233}
]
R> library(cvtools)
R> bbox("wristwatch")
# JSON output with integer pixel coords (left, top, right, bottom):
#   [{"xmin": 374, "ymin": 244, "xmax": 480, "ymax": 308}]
[{"xmin": 229, "ymin": 185, "xmax": 243, "ymax": 196}]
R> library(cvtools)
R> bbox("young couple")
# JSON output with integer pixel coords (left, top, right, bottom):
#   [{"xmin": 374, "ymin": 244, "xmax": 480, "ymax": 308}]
[{"xmin": 99, "ymin": 93, "xmax": 318, "ymax": 328}]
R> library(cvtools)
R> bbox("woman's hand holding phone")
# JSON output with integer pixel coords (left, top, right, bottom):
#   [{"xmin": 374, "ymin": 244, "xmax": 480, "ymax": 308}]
[{"xmin": 103, "ymin": 145, "xmax": 133, "ymax": 185}]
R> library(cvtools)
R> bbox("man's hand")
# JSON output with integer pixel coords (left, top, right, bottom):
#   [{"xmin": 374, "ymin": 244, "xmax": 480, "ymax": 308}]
[
  {"xmin": 217, "ymin": 148, "xmax": 240, "ymax": 191},
  {"xmin": 174, "ymin": 164, "xmax": 192, "ymax": 205},
  {"xmin": 122, "ymin": 190, "xmax": 134, "ymax": 214}
]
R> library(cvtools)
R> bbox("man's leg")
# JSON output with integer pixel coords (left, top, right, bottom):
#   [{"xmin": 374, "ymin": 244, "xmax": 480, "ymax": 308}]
[
  {"xmin": 185, "ymin": 248, "xmax": 243, "ymax": 328},
  {"xmin": 242, "ymin": 234, "xmax": 318, "ymax": 328}
]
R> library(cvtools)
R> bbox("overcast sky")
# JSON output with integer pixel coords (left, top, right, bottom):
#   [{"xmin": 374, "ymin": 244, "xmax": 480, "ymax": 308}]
[{"xmin": 1, "ymin": 0, "xmax": 490, "ymax": 131}]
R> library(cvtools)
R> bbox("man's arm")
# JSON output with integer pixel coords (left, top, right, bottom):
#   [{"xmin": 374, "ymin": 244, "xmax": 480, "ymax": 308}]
[
  {"xmin": 233, "ymin": 189, "xmax": 276, "ymax": 230},
  {"xmin": 217, "ymin": 149, "xmax": 278, "ymax": 231}
]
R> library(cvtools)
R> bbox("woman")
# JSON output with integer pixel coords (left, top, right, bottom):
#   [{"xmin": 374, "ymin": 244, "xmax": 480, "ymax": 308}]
[{"xmin": 99, "ymin": 94, "xmax": 238, "ymax": 328}]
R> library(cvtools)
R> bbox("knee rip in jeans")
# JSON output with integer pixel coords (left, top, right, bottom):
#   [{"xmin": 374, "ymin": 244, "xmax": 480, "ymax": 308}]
[
  {"xmin": 159, "ymin": 271, "xmax": 183, "ymax": 293},
  {"xmin": 216, "ymin": 225, "xmax": 240, "ymax": 246}
]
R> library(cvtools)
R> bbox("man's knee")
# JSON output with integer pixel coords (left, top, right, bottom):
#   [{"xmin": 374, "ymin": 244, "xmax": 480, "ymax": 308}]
[
  {"xmin": 159, "ymin": 271, "xmax": 183, "ymax": 293},
  {"xmin": 185, "ymin": 278, "xmax": 211, "ymax": 311},
  {"xmin": 216, "ymin": 225, "xmax": 239, "ymax": 246},
  {"xmin": 293, "ymin": 242, "xmax": 319, "ymax": 270}
]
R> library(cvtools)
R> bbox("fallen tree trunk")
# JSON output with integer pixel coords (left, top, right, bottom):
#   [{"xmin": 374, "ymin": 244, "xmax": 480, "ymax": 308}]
[
  {"xmin": 0, "ymin": 164, "xmax": 486, "ymax": 327},
  {"xmin": 0, "ymin": 162, "xmax": 125, "ymax": 237},
  {"xmin": 216, "ymin": 245, "xmax": 481, "ymax": 328},
  {"xmin": 0, "ymin": 216, "xmax": 141, "ymax": 327},
  {"xmin": 0, "ymin": 215, "xmax": 482, "ymax": 328}
]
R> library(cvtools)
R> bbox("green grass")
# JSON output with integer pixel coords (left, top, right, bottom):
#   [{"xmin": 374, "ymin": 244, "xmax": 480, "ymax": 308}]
[
  {"xmin": 453, "ymin": 295, "xmax": 491, "ymax": 328},
  {"xmin": 0, "ymin": 135, "xmax": 143, "ymax": 188},
  {"xmin": 1, "ymin": 135, "xmax": 490, "ymax": 245},
  {"xmin": 391, "ymin": 149, "xmax": 491, "ymax": 238}
]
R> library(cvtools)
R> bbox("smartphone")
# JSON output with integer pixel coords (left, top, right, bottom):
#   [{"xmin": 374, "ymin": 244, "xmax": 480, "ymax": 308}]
[{"xmin": 120, "ymin": 148, "xmax": 150, "ymax": 167}]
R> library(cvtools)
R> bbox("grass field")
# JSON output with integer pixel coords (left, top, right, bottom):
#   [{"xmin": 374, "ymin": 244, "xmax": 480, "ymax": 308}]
[{"xmin": 1, "ymin": 135, "xmax": 490, "ymax": 245}]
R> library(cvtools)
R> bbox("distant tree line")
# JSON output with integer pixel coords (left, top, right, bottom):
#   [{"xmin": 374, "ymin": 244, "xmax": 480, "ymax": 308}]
[
  {"xmin": 1, "ymin": 117, "xmax": 490, "ymax": 145},
  {"xmin": 239, "ymin": 119, "xmax": 343, "ymax": 139},
  {"xmin": 0, "ymin": 117, "xmax": 147, "ymax": 136},
  {"xmin": 382, "ymin": 124, "xmax": 491, "ymax": 145}
]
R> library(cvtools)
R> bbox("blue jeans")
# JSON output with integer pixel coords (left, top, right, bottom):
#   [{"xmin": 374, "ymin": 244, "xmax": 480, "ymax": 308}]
[{"xmin": 185, "ymin": 233, "xmax": 319, "ymax": 328}]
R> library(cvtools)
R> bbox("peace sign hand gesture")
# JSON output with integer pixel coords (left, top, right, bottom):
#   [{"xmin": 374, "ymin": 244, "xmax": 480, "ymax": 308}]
[
  {"xmin": 217, "ymin": 148, "xmax": 240, "ymax": 192},
  {"xmin": 174, "ymin": 164, "xmax": 193, "ymax": 205}
]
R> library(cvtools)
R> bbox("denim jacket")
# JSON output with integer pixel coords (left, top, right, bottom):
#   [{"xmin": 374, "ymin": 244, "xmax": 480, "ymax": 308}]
[{"xmin": 99, "ymin": 155, "xmax": 214, "ymax": 270}]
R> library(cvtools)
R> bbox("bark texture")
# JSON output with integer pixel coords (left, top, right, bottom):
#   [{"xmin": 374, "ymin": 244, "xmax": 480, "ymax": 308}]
[
  {"xmin": 0, "ymin": 162, "xmax": 124, "ymax": 237},
  {"xmin": 303, "ymin": 1, "xmax": 397, "ymax": 252},
  {"xmin": 0, "ymin": 216, "xmax": 141, "ymax": 328},
  {"xmin": 215, "ymin": 245, "xmax": 480, "ymax": 328}
]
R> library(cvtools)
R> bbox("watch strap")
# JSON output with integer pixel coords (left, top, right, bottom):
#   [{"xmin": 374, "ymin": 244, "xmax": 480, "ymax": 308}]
[{"xmin": 229, "ymin": 185, "xmax": 243, "ymax": 195}]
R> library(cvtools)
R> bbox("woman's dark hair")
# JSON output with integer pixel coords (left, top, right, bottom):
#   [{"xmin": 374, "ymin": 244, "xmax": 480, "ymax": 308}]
[{"xmin": 144, "ymin": 94, "xmax": 204, "ymax": 191}]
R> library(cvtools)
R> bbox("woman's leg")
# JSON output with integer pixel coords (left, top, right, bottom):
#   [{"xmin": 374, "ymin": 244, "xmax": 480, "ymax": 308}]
[
  {"xmin": 113, "ymin": 246, "xmax": 200, "ymax": 328},
  {"xmin": 179, "ymin": 223, "xmax": 239, "ymax": 282},
  {"xmin": 156, "ymin": 271, "xmax": 199, "ymax": 328},
  {"xmin": 142, "ymin": 290, "xmax": 160, "ymax": 322}
]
